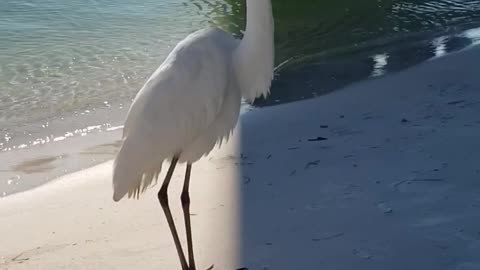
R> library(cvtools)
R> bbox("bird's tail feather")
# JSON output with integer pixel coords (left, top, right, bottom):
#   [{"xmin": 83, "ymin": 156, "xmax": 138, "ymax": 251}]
[{"xmin": 112, "ymin": 138, "xmax": 162, "ymax": 201}]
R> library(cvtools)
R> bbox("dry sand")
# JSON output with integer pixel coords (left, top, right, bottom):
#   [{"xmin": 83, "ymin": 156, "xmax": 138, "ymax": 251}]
[{"xmin": 1, "ymin": 45, "xmax": 480, "ymax": 270}]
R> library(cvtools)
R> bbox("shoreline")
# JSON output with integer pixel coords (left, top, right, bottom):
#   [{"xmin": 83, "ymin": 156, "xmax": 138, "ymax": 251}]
[
  {"xmin": 0, "ymin": 105, "xmax": 127, "ymax": 197},
  {"xmin": 1, "ymin": 44, "xmax": 480, "ymax": 269},
  {"xmin": 1, "ymin": 25, "xmax": 479, "ymax": 197}
]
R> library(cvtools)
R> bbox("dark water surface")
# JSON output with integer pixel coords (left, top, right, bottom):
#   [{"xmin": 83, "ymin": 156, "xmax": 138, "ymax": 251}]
[{"xmin": 235, "ymin": 0, "xmax": 480, "ymax": 106}]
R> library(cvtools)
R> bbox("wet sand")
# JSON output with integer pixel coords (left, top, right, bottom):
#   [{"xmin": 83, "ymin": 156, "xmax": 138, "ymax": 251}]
[
  {"xmin": 0, "ymin": 106, "xmax": 126, "ymax": 197},
  {"xmin": 1, "ymin": 45, "xmax": 480, "ymax": 269}
]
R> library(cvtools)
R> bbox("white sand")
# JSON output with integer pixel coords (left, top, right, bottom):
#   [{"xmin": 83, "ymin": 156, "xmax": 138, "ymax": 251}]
[{"xmin": 1, "ymin": 45, "xmax": 480, "ymax": 270}]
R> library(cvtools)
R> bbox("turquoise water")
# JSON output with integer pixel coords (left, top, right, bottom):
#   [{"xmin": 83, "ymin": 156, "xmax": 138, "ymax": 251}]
[{"xmin": 0, "ymin": 0, "xmax": 210, "ymax": 131}]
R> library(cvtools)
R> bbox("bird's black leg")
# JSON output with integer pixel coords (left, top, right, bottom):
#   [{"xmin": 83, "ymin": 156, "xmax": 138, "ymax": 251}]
[
  {"xmin": 158, "ymin": 157, "xmax": 189, "ymax": 270},
  {"xmin": 181, "ymin": 163, "xmax": 196, "ymax": 270},
  {"xmin": 159, "ymin": 157, "xmax": 178, "ymax": 198}
]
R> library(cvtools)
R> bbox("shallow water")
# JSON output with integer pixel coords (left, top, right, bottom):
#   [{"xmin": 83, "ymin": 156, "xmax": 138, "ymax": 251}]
[
  {"xmin": 1, "ymin": 0, "xmax": 480, "ymax": 196},
  {"xmin": 0, "ymin": 0, "xmax": 207, "ymax": 131}
]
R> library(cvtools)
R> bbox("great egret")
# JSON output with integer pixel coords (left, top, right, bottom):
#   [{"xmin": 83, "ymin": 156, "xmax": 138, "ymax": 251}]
[{"xmin": 112, "ymin": 0, "xmax": 274, "ymax": 269}]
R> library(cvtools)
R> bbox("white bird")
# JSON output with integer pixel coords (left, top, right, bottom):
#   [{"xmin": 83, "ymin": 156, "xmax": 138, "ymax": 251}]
[{"xmin": 112, "ymin": 0, "xmax": 274, "ymax": 269}]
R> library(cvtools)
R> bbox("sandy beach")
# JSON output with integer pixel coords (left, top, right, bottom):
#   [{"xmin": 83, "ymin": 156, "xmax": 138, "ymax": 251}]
[{"xmin": 1, "ymin": 44, "xmax": 480, "ymax": 269}]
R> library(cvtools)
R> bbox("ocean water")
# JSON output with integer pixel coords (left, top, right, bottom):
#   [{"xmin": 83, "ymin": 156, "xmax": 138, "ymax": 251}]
[
  {"xmin": 1, "ymin": 0, "xmax": 480, "ymax": 196},
  {"xmin": 0, "ymin": 0, "xmax": 210, "ymax": 134}
]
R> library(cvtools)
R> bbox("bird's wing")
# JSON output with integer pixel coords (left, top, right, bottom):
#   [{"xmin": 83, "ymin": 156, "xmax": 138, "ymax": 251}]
[
  {"xmin": 126, "ymin": 29, "xmax": 234, "ymax": 151},
  {"xmin": 113, "ymin": 28, "xmax": 237, "ymax": 201}
]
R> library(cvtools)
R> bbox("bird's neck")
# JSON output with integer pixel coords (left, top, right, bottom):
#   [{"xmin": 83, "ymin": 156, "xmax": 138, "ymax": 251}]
[{"xmin": 233, "ymin": 0, "xmax": 274, "ymax": 102}]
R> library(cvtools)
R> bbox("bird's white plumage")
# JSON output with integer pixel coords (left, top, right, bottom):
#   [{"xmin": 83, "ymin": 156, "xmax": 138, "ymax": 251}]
[{"xmin": 112, "ymin": 0, "xmax": 274, "ymax": 201}]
